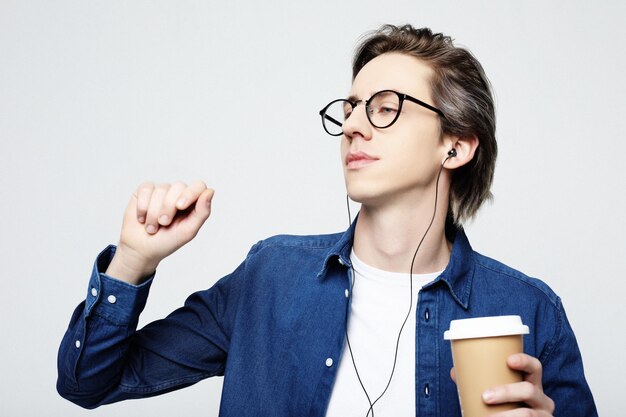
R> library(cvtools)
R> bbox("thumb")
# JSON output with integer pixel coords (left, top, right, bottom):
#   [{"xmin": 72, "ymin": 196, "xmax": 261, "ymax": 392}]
[{"xmin": 179, "ymin": 188, "xmax": 215, "ymax": 236}]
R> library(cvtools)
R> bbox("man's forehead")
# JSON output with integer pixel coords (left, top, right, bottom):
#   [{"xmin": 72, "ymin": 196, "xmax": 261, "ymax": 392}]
[{"xmin": 349, "ymin": 52, "xmax": 434, "ymax": 99}]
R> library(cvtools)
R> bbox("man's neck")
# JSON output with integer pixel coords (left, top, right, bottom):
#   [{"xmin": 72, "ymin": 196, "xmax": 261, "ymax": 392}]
[{"xmin": 352, "ymin": 197, "xmax": 452, "ymax": 274}]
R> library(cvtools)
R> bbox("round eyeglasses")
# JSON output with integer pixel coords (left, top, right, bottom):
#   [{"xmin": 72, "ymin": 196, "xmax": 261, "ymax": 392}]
[{"xmin": 318, "ymin": 89, "xmax": 445, "ymax": 136}]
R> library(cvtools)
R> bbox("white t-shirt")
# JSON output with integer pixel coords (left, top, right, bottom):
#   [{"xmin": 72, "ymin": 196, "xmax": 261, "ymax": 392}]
[{"xmin": 325, "ymin": 250, "xmax": 442, "ymax": 417}]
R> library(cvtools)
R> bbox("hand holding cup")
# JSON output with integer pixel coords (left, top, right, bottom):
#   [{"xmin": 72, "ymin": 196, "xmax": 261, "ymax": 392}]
[{"xmin": 444, "ymin": 316, "xmax": 530, "ymax": 417}]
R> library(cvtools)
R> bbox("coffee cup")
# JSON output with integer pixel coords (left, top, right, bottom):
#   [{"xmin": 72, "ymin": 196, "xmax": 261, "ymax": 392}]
[{"xmin": 444, "ymin": 315, "xmax": 529, "ymax": 417}]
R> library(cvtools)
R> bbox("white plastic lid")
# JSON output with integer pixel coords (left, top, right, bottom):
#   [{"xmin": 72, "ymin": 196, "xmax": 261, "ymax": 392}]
[{"xmin": 443, "ymin": 315, "xmax": 529, "ymax": 340}]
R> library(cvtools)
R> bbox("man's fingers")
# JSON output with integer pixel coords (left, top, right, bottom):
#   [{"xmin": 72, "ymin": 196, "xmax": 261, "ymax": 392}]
[
  {"xmin": 176, "ymin": 188, "xmax": 214, "ymax": 238},
  {"xmin": 508, "ymin": 353, "xmax": 543, "ymax": 386},
  {"xmin": 145, "ymin": 184, "xmax": 169, "ymax": 234},
  {"xmin": 159, "ymin": 182, "xmax": 187, "ymax": 226},
  {"xmin": 483, "ymin": 381, "xmax": 537, "ymax": 405},
  {"xmin": 483, "ymin": 380, "xmax": 554, "ymax": 412},
  {"xmin": 130, "ymin": 180, "xmax": 210, "ymax": 236},
  {"xmin": 486, "ymin": 407, "xmax": 553, "ymax": 417},
  {"xmin": 135, "ymin": 182, "xmax": 155, "ymax": 223},
  {"xmin": 175, "ymin": 180, "xmax": 208, "ymax": 210},
  {"xmin": 190, "ymin": 188, "xmax": 215, "ymax": 225},
  {"xmin": 450, "ymin": 367, "xmax": 457, "ymax": 383},
  {"xmin": 482, "ymin": 353, "xmax": 554, "ymax": 414}
]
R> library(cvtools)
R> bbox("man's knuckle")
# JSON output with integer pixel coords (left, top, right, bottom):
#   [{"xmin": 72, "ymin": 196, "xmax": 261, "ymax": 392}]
[
  {"xmin": 191, "ymin": 180, "xmax": 206, "ymax": 190},
  {"xmin": 138, "ymin": 181, "xmax": 154, "ymax": 191}
]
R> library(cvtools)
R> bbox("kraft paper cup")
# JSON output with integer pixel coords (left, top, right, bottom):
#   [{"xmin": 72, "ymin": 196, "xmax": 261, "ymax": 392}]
[{"xmin": 444, "ymin": 316, "xmax": 529, "ymax": 417}]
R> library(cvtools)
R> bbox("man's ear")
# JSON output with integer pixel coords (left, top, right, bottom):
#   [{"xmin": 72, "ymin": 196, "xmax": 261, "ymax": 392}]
[{"xmin": 442, "ymin": 134, "xmax": 479, "ymax": 169}]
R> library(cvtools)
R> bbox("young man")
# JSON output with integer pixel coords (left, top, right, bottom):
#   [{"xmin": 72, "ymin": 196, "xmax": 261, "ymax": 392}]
[{"xmin": 57, "ymin": 25, "xmax": 597, "ymax": 416}]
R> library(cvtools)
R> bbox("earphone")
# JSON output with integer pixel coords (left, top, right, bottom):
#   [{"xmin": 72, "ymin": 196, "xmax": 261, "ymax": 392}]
[{"xmin": 344, "ymin": 152, "xmax": 456, "ymax": 417}]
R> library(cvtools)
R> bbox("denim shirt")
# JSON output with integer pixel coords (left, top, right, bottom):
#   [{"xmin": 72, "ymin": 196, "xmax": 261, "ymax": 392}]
[{"xmin": 57, "ymin": 225, "xmax": 597, "ymax": 417}]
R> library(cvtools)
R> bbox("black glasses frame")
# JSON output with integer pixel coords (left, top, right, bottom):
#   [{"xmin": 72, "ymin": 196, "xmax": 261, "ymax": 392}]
[{"xmin": 318, "ymin": 89, "xmax": 445, "ymax": 137}]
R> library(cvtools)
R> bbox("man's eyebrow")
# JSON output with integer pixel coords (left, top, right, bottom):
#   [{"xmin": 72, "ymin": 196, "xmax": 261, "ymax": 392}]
[{"xmin": 347, "ymin": 91, "xmax": 378, "ymax": 102}]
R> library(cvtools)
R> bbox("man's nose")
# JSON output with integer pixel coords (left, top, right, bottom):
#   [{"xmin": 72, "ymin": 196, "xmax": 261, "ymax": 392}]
[{"xmin": 342, "ymin": 101, "xmax": 372, "ymax": 141}]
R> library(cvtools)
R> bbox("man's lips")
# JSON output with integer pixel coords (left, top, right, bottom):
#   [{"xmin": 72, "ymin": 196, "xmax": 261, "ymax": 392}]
[{"xmin": 345, "ymin": 151, "xmax": 379, "ymax": 169}]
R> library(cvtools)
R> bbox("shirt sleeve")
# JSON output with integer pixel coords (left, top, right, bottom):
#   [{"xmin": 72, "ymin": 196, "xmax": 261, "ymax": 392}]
[
  {"xmin": 56, "ymin": 245, "xmax": 239, "ymax": 409},
  {"xmin": 540, "ymin": 297, "xmax": 598, "ymax": 417}
]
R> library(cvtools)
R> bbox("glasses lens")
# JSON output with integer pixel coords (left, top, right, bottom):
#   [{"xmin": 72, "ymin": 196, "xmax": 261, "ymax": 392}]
[
  {"xmin": 368, "ymin": 91, "xmax": 400, "ymax": 128},
  {"xmin": 322, "ymin": 100, "xmax": 350, "ymax": 136}
]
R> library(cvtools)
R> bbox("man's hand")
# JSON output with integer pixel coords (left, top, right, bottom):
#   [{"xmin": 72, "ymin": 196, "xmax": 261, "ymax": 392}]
[
  {"xmin": 451, "ymin": 353, "xmax": 555, "ymax": 417},
  {"xmin": 105, "ymin": 181, "xmax": 215, "ymax": 284}
]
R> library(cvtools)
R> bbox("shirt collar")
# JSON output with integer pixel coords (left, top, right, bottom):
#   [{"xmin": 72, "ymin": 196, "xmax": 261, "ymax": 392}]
[
  {"xmin": 423, "ymin": 228, "xmax": 474, "ymax": 310},
  {"xmin": 316, "ymin": 217, "xmax": 357, "ymax": 280},
  {"xmin": 317, "ymin": 217, "xmax": 474, "ymax": 310}
]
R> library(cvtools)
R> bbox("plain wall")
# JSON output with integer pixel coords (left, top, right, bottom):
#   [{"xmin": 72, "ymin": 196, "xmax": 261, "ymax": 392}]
[{"xmin": 1, "ymin": 1, "xmax": 624, "ymax": 415}]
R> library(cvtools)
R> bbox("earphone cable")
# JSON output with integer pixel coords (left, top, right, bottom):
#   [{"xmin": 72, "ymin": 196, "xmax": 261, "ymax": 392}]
[{"xmin": 344, "ymin": 155, "xmax": 452, "ymax": 417}]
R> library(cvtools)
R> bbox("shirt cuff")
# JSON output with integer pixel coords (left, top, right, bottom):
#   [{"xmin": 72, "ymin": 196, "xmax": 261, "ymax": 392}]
[{"xmin": 84, "ymin": 245, "xmax": 154, "ymax": 325}]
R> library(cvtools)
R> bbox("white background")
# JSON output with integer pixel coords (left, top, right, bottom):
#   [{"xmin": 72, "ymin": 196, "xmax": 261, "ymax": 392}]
[{"xmin": 1, "ymin": 1, "xmax": 624, "ymax": 416}]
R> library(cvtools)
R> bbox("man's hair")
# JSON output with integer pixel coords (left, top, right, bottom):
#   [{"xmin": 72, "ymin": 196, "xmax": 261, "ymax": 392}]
[{"xmin": 353, "ymin": 24, "xmax": 497, "ymax": 226}]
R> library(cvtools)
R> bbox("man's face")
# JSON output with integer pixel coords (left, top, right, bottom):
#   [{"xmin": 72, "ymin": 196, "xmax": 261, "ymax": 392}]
[{"xmin": 341, "ymin": 53, "xmax": 447, "ymax": 207}]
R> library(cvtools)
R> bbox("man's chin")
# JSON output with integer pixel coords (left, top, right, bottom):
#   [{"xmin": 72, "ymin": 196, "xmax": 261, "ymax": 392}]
[{"xmin": 346, "ymin": 190, "xmax": 385, "ymax": 207}]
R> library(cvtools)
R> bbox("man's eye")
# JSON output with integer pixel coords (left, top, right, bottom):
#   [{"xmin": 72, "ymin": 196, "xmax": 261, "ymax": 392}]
[{"xmin": 374, "ymin": 105, "xmax": 398, "ymax": 114}]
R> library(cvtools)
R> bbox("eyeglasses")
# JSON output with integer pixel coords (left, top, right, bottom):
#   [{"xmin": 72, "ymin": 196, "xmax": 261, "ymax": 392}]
[{"xmin": 318, "ymin": 89, "xmax": 445, "ymax": 136}]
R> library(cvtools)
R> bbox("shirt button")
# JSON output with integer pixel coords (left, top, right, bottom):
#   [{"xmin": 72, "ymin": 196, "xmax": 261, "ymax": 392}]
[
  {"xmin": 424, "ymin": 308, "xmax": 430, "ymax": 321},
  {"xmin": 344, "ymin": 289, "xmax": 350, "ymax": 298},
  {"xmin": 325, "ymin": 358, "xmax": 334, "ymax": 367},
  {"xmin": 424, "ymin": 383, "xmax": 430, "ymax": 397},
  {"xmin": 338, "ymin": 258, "xmax": 345, "ymax": 266},
  {"xmin": 107, "ymin": 295, "xmax": 117, "ymax": 304},
  {"xmin": 75, "ymin": 340, "xmax": 81, "ymax": 348},
  {"xmin": 91, "ymin": 287, "xmax": 98, "ymax": 297}
]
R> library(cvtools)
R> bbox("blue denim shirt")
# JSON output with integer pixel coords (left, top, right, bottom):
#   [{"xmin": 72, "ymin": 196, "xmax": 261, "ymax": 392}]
[{"xmin": 57, "ymin": 225, "xmax": 597, "ymax": 416}]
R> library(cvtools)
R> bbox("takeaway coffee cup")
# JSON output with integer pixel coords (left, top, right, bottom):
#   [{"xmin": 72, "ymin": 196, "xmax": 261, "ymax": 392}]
[{"xmin": 444, "ymin": 316, "xmax": 529, "ymax": 417}]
